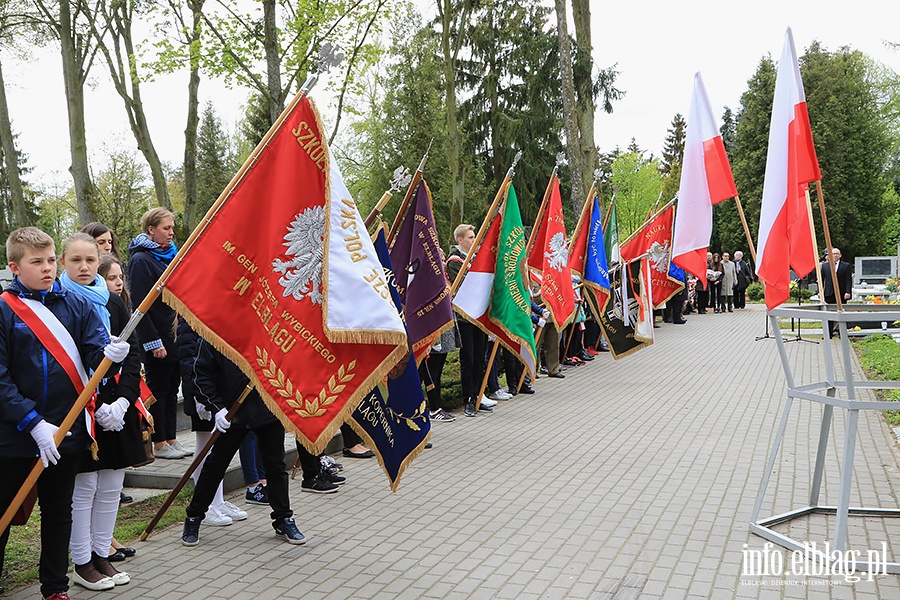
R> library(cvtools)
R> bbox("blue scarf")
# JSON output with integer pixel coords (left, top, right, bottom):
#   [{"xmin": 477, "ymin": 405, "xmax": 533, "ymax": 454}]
[
  {"xmin": 59, "ymin": 271, "xmax": 111, "ymax": 332},
  {"xmin": 131, "ymin": 233, "xmax": 178, "ymax": 263}
]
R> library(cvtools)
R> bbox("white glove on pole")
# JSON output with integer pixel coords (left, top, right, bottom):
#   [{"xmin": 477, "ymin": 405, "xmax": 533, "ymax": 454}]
[
  {"xmin": 214, "ymin": 408, "xmax": 231, "ymax": 433},
  {"xmin": 542, "ymin": 310, "xmax": 551, "ymax": 320},
  {"xmin": 195, "ymin": 400, "xmax": 213, "ymax": 421},
  {"xmin": 30, "ymin": 421, "xmax": 61, "ymax": 467},
  {"xmin": 103, "ymin": 336, "xmax": 130, "ymax": 363},
  {"xmin": 537, "ymin": 318, "xmax": 547, "ymax": 328}
]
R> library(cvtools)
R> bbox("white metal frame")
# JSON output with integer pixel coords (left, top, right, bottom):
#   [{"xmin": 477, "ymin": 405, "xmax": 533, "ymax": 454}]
[{"xmin": 750, "ymin": 303, "xmax": 900, "ymax": 573}]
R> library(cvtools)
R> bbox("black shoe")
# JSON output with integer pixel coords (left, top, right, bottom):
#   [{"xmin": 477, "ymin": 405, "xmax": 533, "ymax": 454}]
[
  {"xmin": 301, "ymin": 475, "xmax": 338, "ymax": 494},
  {"xmin": 464, "ymin": 399, "xmax": 477, "ymax": 417},
  {"xmin": 321, "ymin": 470, "xmax": 346, "ymax": 485},
  {"xmin": 182, "ymin": 516, "xmax": 201, "ymax": 546},
  {"xmin": 548, "ymin": 371, "xmax": 565, "ymax": 379},
  {"xmin": 342, "ymin": 448, "xmax": 375, "ymax": 458},
  {"xmin": 273, "ymin": 517, "xmax": 306, "ymax": 545},
  {"xmin": 673, "ymin": 319, "xmax": 686, "ymax": 324},
  {"xmin": 519, "ymin": 384, "xmax": 535, "ymax": 394},
  {"xmin": 477, "ymin": 402, "xmax": 493, "ymax": 413},
  {"xmin": 539, "ymin": 366, "xmax": 548, "ymax": 375},
  {"xmin": 507, "ymin": 387, "xmax": 518, "ymax": 396},
  {"xmin": 245, "ymin": 484, "xmax": 269, "ymax": 505},
  {"xmin": 425, "ymin": 442, "xmax": 433, "ymax": 449},
  {"xmin": 578, "ymin": 351, "xmax": 594, "ymax": 361},
  {"xmin": 120, "ymin": 492, "xmax": 133, "ymax": 504},
  {"xmin": 118, "ymin": 546, "xmax": 136, "ymax": 558},
  {"xmin": 107, "ymin": 550, "xmax": 126, "ymax": 562}
]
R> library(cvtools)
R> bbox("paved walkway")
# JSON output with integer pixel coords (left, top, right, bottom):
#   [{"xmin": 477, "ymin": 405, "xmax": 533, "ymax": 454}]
[{"xmin": 8, "ymin": 306, "xmax": 900, "ymax": 599}]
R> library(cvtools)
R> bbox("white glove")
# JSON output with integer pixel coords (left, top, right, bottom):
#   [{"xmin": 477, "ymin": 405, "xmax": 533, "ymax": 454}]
[
  {"xmin": 103, "ymin": 336, "xmax": 130, "ymax": 363},
  {"xmin": 99, "ymin": 398, "xmax": 129, "ymax": 432},
  {"xmin": 537, "ymin": 318, "xmax": 547, "ymax": 328},
  {"xmin": 214, "ymin": 408, "xmax": 231, "ymax": 433},
  {"xmin": 542, "ymin": 310, "xmax": 551, "ymax": 320},
  {"xmin": 30, "ymin": 421, "xmax": 61, "ymax": 468},
  {"xmin": 195, "ymin": 400, "xmax": 213, "ymax": 421}
]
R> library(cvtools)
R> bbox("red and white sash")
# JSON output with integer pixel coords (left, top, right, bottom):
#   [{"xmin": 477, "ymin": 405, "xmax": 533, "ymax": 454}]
[{"xmin": 1, "ymin": 291, "xmax": 96, "ymax": 438}]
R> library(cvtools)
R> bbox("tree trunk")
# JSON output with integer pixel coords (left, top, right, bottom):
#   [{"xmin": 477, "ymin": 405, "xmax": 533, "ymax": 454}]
[
  {"xmin": 571, "ymin": 0, "xmax": 596, "ymax": 201},
  {"xmin": 182, "ymin": 0, "xmax": 203, "ymax": 233},
  {"xmin": 441, "ymin": 0, "xmax": 464, "ymax": 225},
  {"xmin": 0, "ymin": 55, "xmax": 28, "ymax": 227},
  {"xmin": 95, "ymin": 0, "xmax": 171, "ymax": 211},
  {"xmin": 60, "ymin": 0, "xmax": 96, "ymax": 224},
  {"xmin": 263, "ymin": 0, "xmax": 282, "ymax": 125},
  {"xmin": 554, "ymin": 0, "xmax": 584, "ymax": 214}
]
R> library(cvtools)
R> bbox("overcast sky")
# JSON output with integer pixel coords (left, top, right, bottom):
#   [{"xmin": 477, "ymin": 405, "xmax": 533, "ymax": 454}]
[{"xmin": 4, "ymin": 0, "xmax": 899, "ymax": 191}]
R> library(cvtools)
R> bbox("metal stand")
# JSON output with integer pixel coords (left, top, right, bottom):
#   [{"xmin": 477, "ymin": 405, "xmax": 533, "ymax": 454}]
[
  {"xmin": 750, "ymin": 304, "xmax": 900, "ymax": 573},
  {"xmin": 784, "ymin": 288, "xmax": 818, "ymax": 345}
]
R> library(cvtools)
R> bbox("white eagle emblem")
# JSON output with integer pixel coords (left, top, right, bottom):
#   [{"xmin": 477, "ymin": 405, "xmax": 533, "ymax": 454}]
[
  {"xmin": 272, "ymin": 206, "xmax": 326, "ymax": 304},
  {"xmin": 648, "ymin": 240, "xmax": 670, "ymax": 274},
  {"xmin": 545, "ymin": 232, "xmax": 568, "ymax": 271}
]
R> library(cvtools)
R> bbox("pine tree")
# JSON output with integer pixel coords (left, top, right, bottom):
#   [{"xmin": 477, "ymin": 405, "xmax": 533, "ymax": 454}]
[
  {"xmin": 195, "ymin": 102, "xmax": 235, "ymax": 221},
  {"xmin": 660, "ymin": 113, "xmax": 685, "ymax": 175}
]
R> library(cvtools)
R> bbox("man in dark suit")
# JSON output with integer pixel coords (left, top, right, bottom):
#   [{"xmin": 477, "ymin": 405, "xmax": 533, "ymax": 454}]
[{"xmin": 820, "ymin": 247, "xmax": 852, "ymax": 304}]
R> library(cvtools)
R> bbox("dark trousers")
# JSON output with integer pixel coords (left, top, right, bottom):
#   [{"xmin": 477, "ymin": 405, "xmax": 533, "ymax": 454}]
[
  {"xmin": 239, "ymin": 431, "xmax": 266, "ymax": 484},
  {"xmin": 0, "ymin": 453, "xmax": 82, "ymax": 597},
  {"xmin": 457, "ymin": 320, "xmax": 486, "ymax": 399},
  {"xmin": 502, "ymin": 348, "xmax": 523, "ymax": 392},
  {"xmin": 710, "ymin": 284, "xmax": 722, "ymax": 311},
  {"xmin": 419, "ymin": 353, "xmax": 448, "ymax": 412},
  {"xmin": 292, "ymin": 441, "xmax": 322, "ymax": 481},
  {"xmin": 734, "ymin": 288, "xmax": 747, "ymax": 309},
  {"xmin": 341, "ymin": 423, "xmax": 362, "ymax": 449},
  {"xmin": 696, "ymin": 290, "xmax": 709, "ymax": 313},
  {"xmin": 145, "ymin": 358, "xmax": 180, "ymax": 442},
  {"xmin": 187, "ymin": 420, "xmax": 291, "ymax": 523}
]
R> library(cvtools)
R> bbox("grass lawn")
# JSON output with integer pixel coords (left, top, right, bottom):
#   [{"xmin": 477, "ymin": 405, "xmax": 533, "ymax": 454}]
[
  {"xmin": 3, "ymin": 486, "xmax": 192, "ymax": 590},
  {"xmin": 854, "ymin": 334, "xmax": 900, "ymax": 426}
]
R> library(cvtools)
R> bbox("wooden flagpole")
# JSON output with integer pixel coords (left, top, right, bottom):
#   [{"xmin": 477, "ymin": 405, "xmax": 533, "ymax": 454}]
[
  {"xmin": 363, "ymin": 165, "xmax": 413, "ymax": 230},
  {"xmin": 140, "ymin": 385, "xmax": 253, "ymax": 540},
  {"xmin": 0, "ymin": 65, "xmax": 334, "ymax": 537},
  {"xmin": 475, "ymin": 340, "xmax": 501, "ymax": 411},
  {"xmin": 387, "ymin": 144, "xmax": 432, "ymax": 244},
  {"xmin": 815, "ymin": 180, "xmax": 844, "ymax": 311},
  {"xmin": 804, "ymin": 188, "xmax": 826, "ymax": 299},
  {"xmin": 732, "ymin": 195, "xmax": 758, "ymax": 265},
  {"xmin": 567, "ymin": 182, "xmax": 597, "ymax": 261},
  {"xmin": 448, "ymin": 152, "xmax": 522, "ymax": 298},
  {"xmin": 617, "ymin": 197, "xmax": 678, "ymax": 250},
  {"xmin": 523, "ymin": 166, "xmax": 559, "ymax": 265}
]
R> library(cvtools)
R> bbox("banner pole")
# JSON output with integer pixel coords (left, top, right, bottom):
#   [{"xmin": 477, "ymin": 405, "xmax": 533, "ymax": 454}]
[
  {"xmin": 387, "ymin": 146, "xmax": 431, "ymax": 244},
  {"xmin": 523, "ymin": 167, "xmax": 559, "ymax": 263},
  {"xmin": 448, "ymin": 152, "xmax": 522, "ymax": 298},
  {"xmin": 475, "ymin": 341, "xmax": 501, "ymax": 411},
  {"xmin": 732, "ymin": 194, "xmax": 758, "ymax": 265},
  {"xmin": 567, "ymin": 183, "xmax": 596, "ymax": 259},
  {"xmin": 804, "ymin": 188, "xmax": 827, "ymax": 302},
  {"xmin": 815, "ymin": 180, "xmax": 843, "ymax": 312},
  {"xmin": 140, "ymin": 385, "xmax": 252, "ymax": 540}
]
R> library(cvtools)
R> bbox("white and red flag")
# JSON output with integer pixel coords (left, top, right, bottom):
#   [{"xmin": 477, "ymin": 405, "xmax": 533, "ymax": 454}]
[
  {"xmin": 671, "ymin": 72, "xmax": 737, "ymax": 284},
  {"xmin": 756, "ymin": 28, "xmax": 822, "ymax": 309},
  {"xmin": 526, "ymin": 175, "xmax": 576, "ymax": 329}
]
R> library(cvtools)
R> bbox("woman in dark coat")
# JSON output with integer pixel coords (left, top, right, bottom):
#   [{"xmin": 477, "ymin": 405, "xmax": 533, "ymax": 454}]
[{"xmin": 127, "ymin": 208, "xmax": 190, "ymax": 460}]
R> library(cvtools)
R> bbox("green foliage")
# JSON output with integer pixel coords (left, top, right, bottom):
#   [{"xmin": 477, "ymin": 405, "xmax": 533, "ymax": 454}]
[
  {"xmin": 196, "ymin": 101, "xmax": 235, "ymax": 219},
  {"xmin": 855, "ymin": 335, "xmax": 900, "ymax": 425},
  {"xmin": 728, "ymin": 45, "xmax": 897, "ymax": 261},
  {"xmin": 746, "ymin": 281, "xmax": 764, "ymax": 302},
  {"xmin": 659, "ymin": 113, "xmax": 685, "ymax": 204},
  {"xmin": 340, "ymin": 6, "xmax": 490, "ymax": 249},
  {"xmin": 609, "ymin": 150, "xmax": 663, "ymax": 239},
  {"xmin": 459, "ymin": 0, "xmax": 567, "ymax": 226},
  {"xmin": 91, "ymin": 147, "xmax": 156, "ymax": 245}
]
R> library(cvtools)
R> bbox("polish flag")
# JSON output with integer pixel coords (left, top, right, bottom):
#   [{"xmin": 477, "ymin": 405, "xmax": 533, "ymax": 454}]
[
  {"xmin": 756, "ymin": 28, "xmax": 821, "ymax": 309},
  {"xmin": 671, "ymin": 72, "xmax": 737, "ymax": 285}
]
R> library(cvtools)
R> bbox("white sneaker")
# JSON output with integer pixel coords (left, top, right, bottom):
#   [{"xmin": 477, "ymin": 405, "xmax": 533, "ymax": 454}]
[
  {"xmin": 170, "ymin": 440, "xmax": 193, "ymax": 457},
  {"xmin": 480, "ymin": 396, "xmax": 497, "ymax": 408},
  {"xmin": 219, "ymin": 501, "xmax": 248, "ymax": 521},
  {"xmin": 154, "ymin": 444, "xmax": 183, "ymax": 460},
  {"xmin": 201, "ymin": 505, "xmax": 233, "ymax": 527},
  {"xmin": 488, "ymin": 389, "xmax": 513, "ymax": 401}
]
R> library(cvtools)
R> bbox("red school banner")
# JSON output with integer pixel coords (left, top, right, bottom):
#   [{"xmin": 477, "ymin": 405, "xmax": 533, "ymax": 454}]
[{"xmin": 162, "ymin": 96, "xmax": 407, "ymax": 453}]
